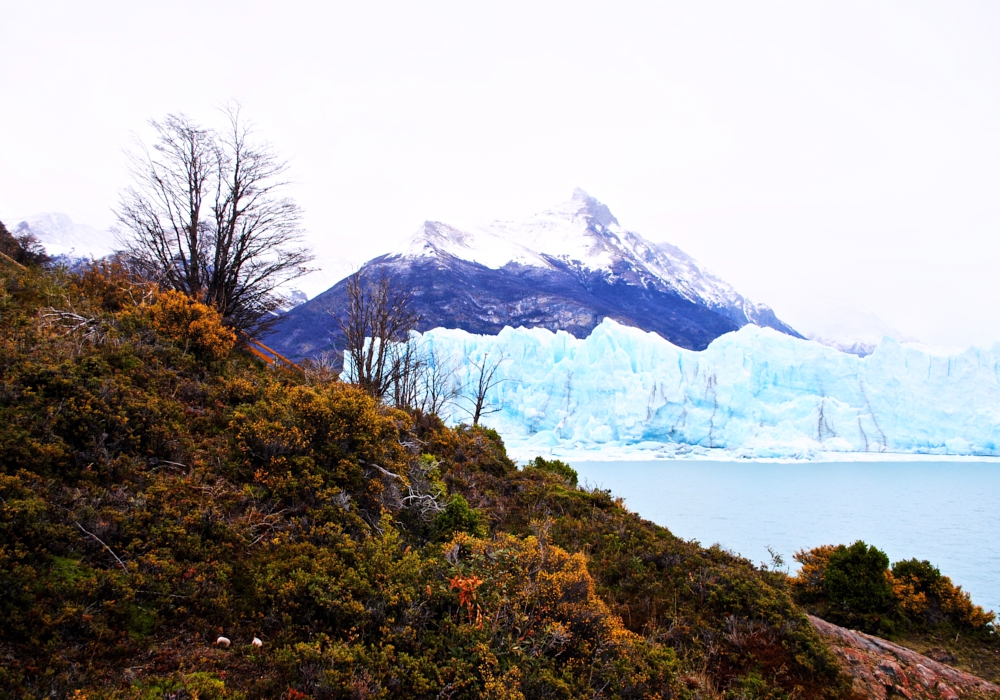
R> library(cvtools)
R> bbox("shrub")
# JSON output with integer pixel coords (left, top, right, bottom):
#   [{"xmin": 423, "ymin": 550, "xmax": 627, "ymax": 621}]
[
  {"xmin": 891, "ymin": 558, "xmax": 995, "ymax": 632},
  {"xmin": 822, "ymin": 541, "xmax": 893, "ymax": 632},
  {"xmin": 72, "ymin": 261, "xmax": 156, "ymax": 314},
  {"xmin": 823, "ymin": 540, "xmax": 893, "ymax": 632},
  {"xmin": 432, "ymin": 494, "xmax": 487, "ymax": 541},
  {"xmin": 525, "ymin": 456, "xmax": 578, "ymax": 488},
  {"xmin": 144, "ymin": 289, "xmax": 236, "ymax": 360},
  {"xmin": 791, "ymin": 544, "xmax": 836, "ymax": 603},
  {"xmin": 792, "ymin": 545, "xmax": 996, "ymax": 639}
]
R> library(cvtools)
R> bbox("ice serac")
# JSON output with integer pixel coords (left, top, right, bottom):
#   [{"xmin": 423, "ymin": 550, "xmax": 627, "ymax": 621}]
[{"xmin": 419, "ymin": 319, "xmax": 1000, "ymax": 459}]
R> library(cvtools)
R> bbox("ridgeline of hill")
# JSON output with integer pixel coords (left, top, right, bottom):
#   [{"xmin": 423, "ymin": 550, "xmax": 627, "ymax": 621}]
[{"xmin": 0, "ymin": 254, "xmax": 995, "ymax": 699}]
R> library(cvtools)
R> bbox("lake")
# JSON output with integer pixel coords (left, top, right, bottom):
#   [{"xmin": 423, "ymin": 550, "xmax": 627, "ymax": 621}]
[{"xmin": 572, "ymin": 460, "xmax": 1000, "ymax": 617}]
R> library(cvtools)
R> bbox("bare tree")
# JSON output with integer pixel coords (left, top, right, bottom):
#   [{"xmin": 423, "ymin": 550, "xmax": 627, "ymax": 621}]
[
  {"xmin": 393, "ymin": 341, "xmax": 460, "ymax": 415},
  {"xmin": 389, "ymin": 339, "xmax": 427, "ymax": 410},
  {"xmin": 417, "ymin": 346, "xmax": 460, "ymax": 416},
  {"xmin": 338, "ymin": 269, "xmax": 462, "ymax": 415},
  {"xmin": 339, "ymin": 269, "xmax": 419, "ymax": 401},
  {"xmin": 115, "ymin": 105, "xmax": 313, "ymax": 335},
  {"xmin": 459, "ymin": 350, "xmax": 508, "ymax": 426}
]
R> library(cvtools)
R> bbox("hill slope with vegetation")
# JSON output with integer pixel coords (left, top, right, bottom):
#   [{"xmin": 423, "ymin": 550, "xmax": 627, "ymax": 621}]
[
  {"xmin": 1, "ymin": 253, "xmax": 994, "ymax": 699},
  {"xmin": 0, "ymin": 257, "xmax": 863, "ymax": 699}
]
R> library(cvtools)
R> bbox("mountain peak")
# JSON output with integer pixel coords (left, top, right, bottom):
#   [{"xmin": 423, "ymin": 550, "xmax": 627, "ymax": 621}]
[
  {"xmin": 564, "ymin": 189, "xmax": 618, "ymax": 228},
  {"xmin": 378, "ymin": 193, "xmax": 798, "ymax": 341},
  {"xmin": 13, "ymin": 212, "xmax": 115, "ymax": 259}
]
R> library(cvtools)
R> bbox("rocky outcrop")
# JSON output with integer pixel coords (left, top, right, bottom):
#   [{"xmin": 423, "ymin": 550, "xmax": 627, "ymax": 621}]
[{"xmin": 810, "ymin": 615, "xmax": 1000, "ymax": 699}]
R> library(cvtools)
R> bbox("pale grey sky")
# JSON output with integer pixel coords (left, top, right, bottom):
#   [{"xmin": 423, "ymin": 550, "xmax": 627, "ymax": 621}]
[{"xmin": 2, "ymin": 1, "xmax": 999, "ymax": 347}]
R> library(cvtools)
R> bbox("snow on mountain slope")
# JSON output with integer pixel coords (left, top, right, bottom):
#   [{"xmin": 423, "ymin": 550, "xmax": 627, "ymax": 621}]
[
  {"xmin": 392, "ymin": 189, "xmax": 783, "ymax": 329},
  {"xmin": 14, "ymin": 213, "xmax": 115, "ymax": 259},
  {"xmin": 418, "ymin": 319, "xmax": 1000, "ymax": 459}
]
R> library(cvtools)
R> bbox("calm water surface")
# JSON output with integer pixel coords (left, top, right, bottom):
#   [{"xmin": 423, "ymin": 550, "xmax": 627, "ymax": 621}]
[{"xmin": 572, "ymin": 460, "xmax": 1000, "ymax": 616}]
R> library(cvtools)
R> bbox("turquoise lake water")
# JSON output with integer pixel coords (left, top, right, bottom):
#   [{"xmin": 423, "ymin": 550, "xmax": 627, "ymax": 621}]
[{"xmin": 571, "ymin": 460, "xmax": 1000, "ymax": 617}]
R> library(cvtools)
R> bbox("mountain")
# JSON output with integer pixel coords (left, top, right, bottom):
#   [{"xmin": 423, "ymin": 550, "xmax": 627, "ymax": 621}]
[
  {"xmin": 266, "ymin": 190, "xmax": 801, "ymax": 358},
  {"xmin": 13, "ymin": 213, "xmax": 116, "ymax": 261},
  {"xmin": 791, "ymin": 302, "xmax": 918, "ymax": 357}
]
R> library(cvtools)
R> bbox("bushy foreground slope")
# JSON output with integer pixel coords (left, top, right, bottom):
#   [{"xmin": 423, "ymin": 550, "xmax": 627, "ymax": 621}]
[{"xmin": 0, "ymin": 266, "xmax": 854, "ymax": 699}]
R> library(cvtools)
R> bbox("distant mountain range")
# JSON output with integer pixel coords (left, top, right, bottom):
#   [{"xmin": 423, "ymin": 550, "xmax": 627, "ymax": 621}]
[
  {"xmin": 265, "ymin": 190, "xmax": 802, "ymax": 359},
  {"xmin": 799, "ymin": 303, "xmax": 918, "ymax": 357},
  {"xmin": 11, "ymin": 213, "xmax": 116, "ymax": 261}
]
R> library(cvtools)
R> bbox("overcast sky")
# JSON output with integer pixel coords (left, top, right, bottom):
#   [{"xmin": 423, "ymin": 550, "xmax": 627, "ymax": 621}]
[{"xmin": 2, "ymin": 1, "xmax": 999, "ymax": 347}]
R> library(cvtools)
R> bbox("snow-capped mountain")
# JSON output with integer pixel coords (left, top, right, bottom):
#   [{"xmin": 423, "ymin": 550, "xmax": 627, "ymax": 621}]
[
  {"xmin": 791, "ymin": 303, "xmax": 918, "ymax": 357},
  {"xmin": 395, "ymin": 189, "xmax": 787, "ymax": 330},
  {"xmin": 266, "ymin": 191, "xmax": 801, "ymax": 358},
  {"xmin": 271, "ymin": 289, "xmax": 310, "ymax": 315},
  {"xmin": 13, "ymin": 213, "xmax": 115, "ymax": 260}
]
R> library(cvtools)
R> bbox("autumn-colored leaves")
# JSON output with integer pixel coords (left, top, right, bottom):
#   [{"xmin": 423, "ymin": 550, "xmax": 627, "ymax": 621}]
[{"xmin": 448, "ymin": 573, "xmax": 484, "ymax": 628}]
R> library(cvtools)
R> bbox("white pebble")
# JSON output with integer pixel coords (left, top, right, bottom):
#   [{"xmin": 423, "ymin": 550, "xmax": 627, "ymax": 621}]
[
  {"xmin": 215, "ymin": 636, "xmax": 231, "ymax": 648},
  {"xmin": 252, "ymin": 637, "xmax": 263, "ymax": 647}
]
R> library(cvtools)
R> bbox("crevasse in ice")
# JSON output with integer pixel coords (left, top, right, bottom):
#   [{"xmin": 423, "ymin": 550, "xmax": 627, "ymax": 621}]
[{"xmin": 417, "ymin": 319, "xmax": 1000, "ymax": 459}]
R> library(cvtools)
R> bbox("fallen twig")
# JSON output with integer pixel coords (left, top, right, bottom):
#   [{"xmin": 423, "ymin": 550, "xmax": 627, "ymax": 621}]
[{"xmin": 75, "ymin": 521, "xmax": 128, "ymax": 572}]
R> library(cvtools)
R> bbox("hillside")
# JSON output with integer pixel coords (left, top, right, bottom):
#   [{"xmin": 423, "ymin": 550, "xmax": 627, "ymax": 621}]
[
  {"xmin": 3, "ymin": 255, "xmax": 997, "ymax": 699},
  {"xmin": 266, "ymin": 191, "xmax": 800, "ymax": 360},
  {"xmin": 0, "ymin": 258, "xmax": 860, "ymax": 699}
]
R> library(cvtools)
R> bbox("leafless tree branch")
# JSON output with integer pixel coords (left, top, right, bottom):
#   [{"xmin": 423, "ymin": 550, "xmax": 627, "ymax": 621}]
[{"xmin": 338, "ymin": 269, "xmax": 419, "ymax": 401}]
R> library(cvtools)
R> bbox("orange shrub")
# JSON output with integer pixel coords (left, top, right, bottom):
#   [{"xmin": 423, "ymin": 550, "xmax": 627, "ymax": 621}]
[
  {"xmin": 790, "ymin": 544, "xmax": 836, "ymax": 601},
  {"xmin": 145, "ymin": 289, "xmax": 236, "ymax": 360},
  {"xmin": 886, "ymin": 570, "xmax": 929, "ymax": 616},
  {"xmin": 934, "ymin": 576, "xmax": 995, "ymax": 630}
]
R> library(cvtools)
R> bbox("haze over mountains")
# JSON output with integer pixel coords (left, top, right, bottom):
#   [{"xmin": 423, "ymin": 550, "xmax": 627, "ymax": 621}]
[{"xmin": 266, "ymin": 190, "xmax": 802, "ymax": 358}]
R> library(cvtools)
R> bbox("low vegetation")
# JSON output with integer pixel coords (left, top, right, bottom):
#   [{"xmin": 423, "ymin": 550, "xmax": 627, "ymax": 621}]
[
  {"xmin": 791, "ymin": 541, "xmax": 998, "ymax": 682},
  {"xmin": 0, "ymin": 249, "xmax": 993, "ymax": 698}
]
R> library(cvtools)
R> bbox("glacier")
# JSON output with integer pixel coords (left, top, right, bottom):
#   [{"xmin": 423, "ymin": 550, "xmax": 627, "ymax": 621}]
[{"xmin": 416, "ymin": 319, "xmax": 1000, "ymax": 460}]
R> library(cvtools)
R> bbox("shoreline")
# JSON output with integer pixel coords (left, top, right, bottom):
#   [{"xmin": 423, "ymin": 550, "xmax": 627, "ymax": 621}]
[{"xmin": 504, "ymin": 441, "xmax": 1000, "ymax": 464}]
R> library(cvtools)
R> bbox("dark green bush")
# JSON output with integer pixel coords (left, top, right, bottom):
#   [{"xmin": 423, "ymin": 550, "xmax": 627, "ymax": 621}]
[
  {"xmin": 823, "ymin": 541, "xmax": 893, "ymax": 632},
  {"xmin": 526, "ymin": 456, "xmax": 578, "ymax": 487},
  {"xmin": 891, "ymin": 558, "xmax": 942, "ymax": 592},
  {"xmin": 432, "ymin": 494, "xmax": 487, "ymax": 541}
]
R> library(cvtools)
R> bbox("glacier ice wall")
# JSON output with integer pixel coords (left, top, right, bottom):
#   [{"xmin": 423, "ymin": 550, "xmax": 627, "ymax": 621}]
[{"xmin": 418, "ymin": 319, "xmax": 1000, "ymax": 458}]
